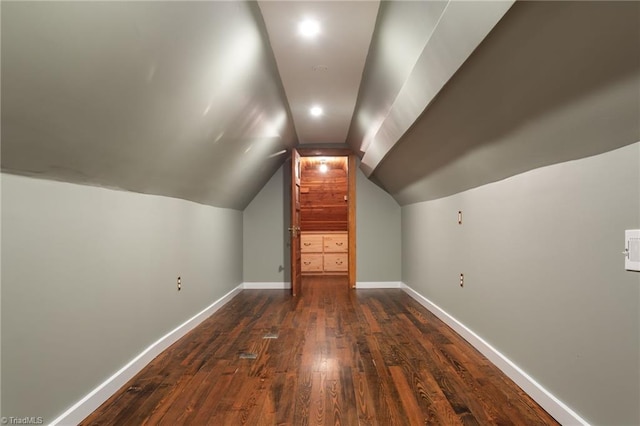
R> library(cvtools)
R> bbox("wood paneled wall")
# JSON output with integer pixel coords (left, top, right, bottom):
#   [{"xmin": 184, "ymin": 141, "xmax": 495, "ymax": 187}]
[{"xmin": 300, "ymin": 157, "xmax": 348, "ymax": 231}]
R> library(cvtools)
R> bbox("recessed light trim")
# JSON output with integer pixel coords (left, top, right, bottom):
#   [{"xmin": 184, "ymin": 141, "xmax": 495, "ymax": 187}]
[
  {"xmin": 310, "ymin": 106, "xmax": 323, "ymax": 117},
  {"xmin": 298, "ymin": 19, "xmax": 320, "ymax": 38}
]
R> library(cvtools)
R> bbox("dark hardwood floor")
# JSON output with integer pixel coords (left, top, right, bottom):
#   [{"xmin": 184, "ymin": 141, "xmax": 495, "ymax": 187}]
[{"xmin": 81, "ymin": 277, "xmax": 559, "ymax": 425}]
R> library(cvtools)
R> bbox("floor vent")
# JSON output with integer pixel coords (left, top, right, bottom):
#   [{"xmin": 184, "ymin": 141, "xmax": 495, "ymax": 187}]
[
  {"xmin": 263, "ymin": 333, "xmax": 279, "ymax": 339},
  {"xmin": 239, "ymin": 352, "xmax": 258, "ymax": 360}
]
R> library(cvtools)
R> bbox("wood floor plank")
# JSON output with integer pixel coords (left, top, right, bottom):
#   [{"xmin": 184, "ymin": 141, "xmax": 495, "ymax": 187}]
[
  {"xmin": 389, "ymin": 366, "xmax": 431, "ymax": 426},
  {"xmin": 310, "ymin": 372, "xmax": 326, "ymax": 425},
  {"xmin": 351, "ymin": 370, "xmax": 376, "ymax": 425},
  {"xmin": 274, "ymin": 372, "xmax": 296, "ymax": 425},
  {"xmin": 81, "ymin": 278, "xmax": 559, "ymax": 426},
  {"xmin": 185, "ymin": 364, "xmax": 236, "ymax": 425}
]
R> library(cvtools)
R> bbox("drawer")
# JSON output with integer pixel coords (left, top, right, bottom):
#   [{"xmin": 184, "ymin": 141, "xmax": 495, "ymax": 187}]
[
  {"xmin": 324, "ymin": 254, "xmax": 348, "ymax": 272},
  {"xmin": 301, "ymin": 234, "xmax": 323, "ymax": 253},
  {"xmin": 323, "ymin": 234, "xmax": 348, "ymax": 252},
  {"xmin": 301, "ymin": 254, "xmax": 323, "ymax": 272}
]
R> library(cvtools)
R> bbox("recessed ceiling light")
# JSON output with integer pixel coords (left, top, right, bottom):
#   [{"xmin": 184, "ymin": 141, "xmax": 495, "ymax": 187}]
[
  {"xmin": 298, "ymin": 19, "xmax": 320, "ymax": 38},
  {"xmin": 310, "ymin": 106, "xmax": 323, "ymax": 117}
]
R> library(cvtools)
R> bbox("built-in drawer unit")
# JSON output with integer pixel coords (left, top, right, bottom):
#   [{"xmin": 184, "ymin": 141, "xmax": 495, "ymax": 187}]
[
  {"xmin": 301, "ymin": 234, "xmax": 323, "ymax": 253},
  {"xmin": 300, "ymin": 231, "xmax": 348, "ymax": 275},
  {"xmin": 323, "ymin": 234, "xmax": 348, "ymax": 253},
  {"xmin": 323, "ymin": 254, "xmax": 348, "ymax": 272},
  {"xmin": 301, "ymin": 254, "xmax": 323, "ymax": 273}
]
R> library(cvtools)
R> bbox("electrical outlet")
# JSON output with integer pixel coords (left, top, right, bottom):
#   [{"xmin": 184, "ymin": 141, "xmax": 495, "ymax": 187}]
[{"xmin": 177, "ymin": 276, "xmax": 181, "ymax": 291}]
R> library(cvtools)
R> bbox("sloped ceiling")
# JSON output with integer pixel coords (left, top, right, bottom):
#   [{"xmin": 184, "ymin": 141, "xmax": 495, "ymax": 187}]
[
  {"xmin": 258, "ymin": 1, "xmax": 380, "ymax": 145},
  {"xmin": 346, "ymin": 0, "xmax": 514, "ymax": 173},
  {"xmin": 2, "ymin": 1, "xmax": 638, "ymax": 209},
  {"xmin": 371, "ymin": 1, "xmax": 640, "ymax": 204},
  {"xmin": 1, "ymin": 1, "xmax": 296, "ymax": 209}
]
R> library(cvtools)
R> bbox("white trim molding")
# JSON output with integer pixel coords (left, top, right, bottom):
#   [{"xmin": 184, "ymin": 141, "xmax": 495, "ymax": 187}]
[
  {"xmin": 401, "ymin": 283, "xmax": 589, "ymax": 426},
  {"xmin": 242, "ymin": 282, "xmax": 291, "ymax": 289},
  {"xmin": 356, "ymin": 281, "xmax": 403, "ymax": 289},
  {"xmin": 50, "ymin": 284, "xmax": 244, "ymax": 426}
]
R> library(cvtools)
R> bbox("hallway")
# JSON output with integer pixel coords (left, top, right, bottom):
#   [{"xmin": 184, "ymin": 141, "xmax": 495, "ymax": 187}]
[{"xmin": 81, "ymin": 277, "xmax": 558, "ymax": 425}]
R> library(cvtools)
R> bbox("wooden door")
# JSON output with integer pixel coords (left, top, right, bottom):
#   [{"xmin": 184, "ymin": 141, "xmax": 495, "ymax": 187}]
[
  {"xmin": 297, "ymin": 149, "xmax": 356, "ymax": 289},
  {"xmin": 347, "ymin": 154, "xmax": 356, "ymax": 288},
  {"xmin": 290, "ymin": 148, "xmax": 302, "ymax": 296}
]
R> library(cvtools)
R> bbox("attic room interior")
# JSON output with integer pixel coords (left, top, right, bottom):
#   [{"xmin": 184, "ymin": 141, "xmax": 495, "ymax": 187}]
[{"xmin": 1, "ymin": 1, "xmax": 638, "ymax": 425}]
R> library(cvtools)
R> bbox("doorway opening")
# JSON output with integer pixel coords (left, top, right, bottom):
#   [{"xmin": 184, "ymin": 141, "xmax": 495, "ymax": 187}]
[
  {"xmin": 300, "ymin": 156, "xmax": 348, "ymax": 231},
  {"xmin": 290, "ymin": 149, "xmax": 356, "ymax": 296},
  {"xmin": 299, "ymin": 156, "xmax": 349, "ymax": 280}
]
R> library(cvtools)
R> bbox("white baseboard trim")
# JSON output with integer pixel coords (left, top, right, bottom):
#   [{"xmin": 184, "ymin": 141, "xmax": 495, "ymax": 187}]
[
  {"xmin": 242, "ymin": 282, "xmax": 291, "ymax": 289},
  {"xmin": 356, "ymin": 281, "xmax": 403, "ymax": 289},
  {"xmin": 401, "ymin": 283, "xmax": 589, "ymax": 426},
  {"xmin": 50, "ymin": 284, "xmax": 244, "ymax": 426}
]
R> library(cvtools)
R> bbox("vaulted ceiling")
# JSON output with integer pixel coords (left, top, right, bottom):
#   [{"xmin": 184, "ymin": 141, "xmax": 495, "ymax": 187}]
[{"xmin": 2, "ymin": 1, "xmax": 638, "ymax": 209}]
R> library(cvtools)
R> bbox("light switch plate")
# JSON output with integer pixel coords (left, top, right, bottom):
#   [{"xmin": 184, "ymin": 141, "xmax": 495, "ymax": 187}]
[{"xmin": 624, "ymin": 229, "xmax": 640, "ymax": 271}]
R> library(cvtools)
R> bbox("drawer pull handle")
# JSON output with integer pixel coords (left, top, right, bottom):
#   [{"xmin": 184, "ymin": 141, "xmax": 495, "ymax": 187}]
[
  {"xmin": 336, "ymin": 242, "xmax": 343, "ymax": 246},
  {"xmin": 303, "ymin": 242, "xmax": 311, "ymax": 246},
  {"xmin": 336, "ymin": 261, "xmax": 343, "ymax": 265},
  {"xmin": 303, "ymin": 261, "xmax": 311, "ymax": 265}
]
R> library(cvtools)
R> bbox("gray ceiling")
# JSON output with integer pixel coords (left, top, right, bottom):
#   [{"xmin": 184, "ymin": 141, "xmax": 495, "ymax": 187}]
[
  {"xmin": 2, "ymin": 1, "xmax": 638, "ymax": 210},
  {"xmin": 2, "ymin": 1, "xmax": 296, "ymax": 209},
  {"xmin": 372, "ymin": 1, "xmax": 640, "ymax": 204},
  {"xmin": 258, "ymin": 0, "xmax": 380, "ymax": 145}
]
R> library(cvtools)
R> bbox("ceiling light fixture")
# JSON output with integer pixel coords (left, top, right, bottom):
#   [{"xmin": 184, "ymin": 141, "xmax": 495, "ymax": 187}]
[
  {"xmin": 310, "ymin": 106, "xmax": 323, "ymax": 117},
  {"xmin": 298, "ymin": 19, "xmax": 320, "ymax": 38}
]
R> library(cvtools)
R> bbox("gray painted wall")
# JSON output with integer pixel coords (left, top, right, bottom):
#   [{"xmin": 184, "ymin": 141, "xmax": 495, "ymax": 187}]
[
  {"xmin": 1, "ymin": 174, "xmax": 243, "ymax": 423},
  {"xmin": 243, "ymin": 162, "xmax": 401, "ymax": 283},
  {"xmin": 243, "ymin": 166, "xmax": 290, "ymax": 283},
  {"xmin": 356, "ymin": 166, "xmax": 401, "ymax": 282},
  {"xmin": 402, "ymin": 142, "xmax": 640, "ymax": 425}
]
